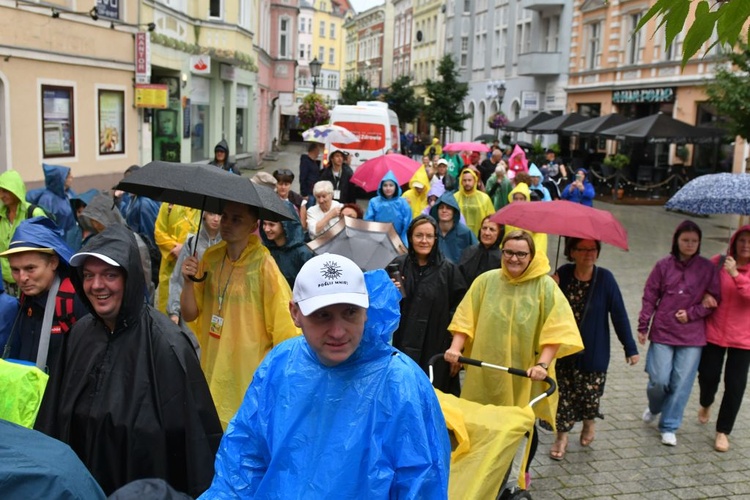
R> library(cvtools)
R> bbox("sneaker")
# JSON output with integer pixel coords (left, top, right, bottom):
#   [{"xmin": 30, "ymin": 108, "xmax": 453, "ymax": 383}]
[
  {"xmin": 661, "ymin": 432, "xmax": 677, "ymax": 446},
  {"xmin": 642, "ymin": 408, "xmax": 656, "ymax": 423}
]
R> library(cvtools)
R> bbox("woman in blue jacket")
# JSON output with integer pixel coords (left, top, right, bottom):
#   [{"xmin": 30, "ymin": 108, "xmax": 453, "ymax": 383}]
[
  {"xmin": 364, "ymin": 171, "xmax": 412, "ymax": 246},
  {"xmin": 560, "ymin": 167, "xmax": 596, "ymax": 206},
  {"xmin": 545, "ymin": 237, "xmax": 639, "ymax": 460}
]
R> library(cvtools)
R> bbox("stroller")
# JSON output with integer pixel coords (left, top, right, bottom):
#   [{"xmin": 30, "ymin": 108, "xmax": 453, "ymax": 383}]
[{"xmin": 429, "ymin": 355, "xmax": 557, "ymax": 500}]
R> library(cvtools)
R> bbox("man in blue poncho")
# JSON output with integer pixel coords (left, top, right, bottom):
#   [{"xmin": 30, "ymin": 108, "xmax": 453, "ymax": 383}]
[{"xmin": 201, "ymin": 254, "xmax": 451, "ymax": 499}]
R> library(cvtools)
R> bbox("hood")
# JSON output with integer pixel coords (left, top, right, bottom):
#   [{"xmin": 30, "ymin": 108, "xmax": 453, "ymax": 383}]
[
  {"xmin": 260, "ymin": 206, "xmax": 306, "ymax": 250},
  {"xmin": 426, "ymin": 181, "xmax": 445, "ymax": 199},
  {"xmin": 429, "ymin": 191, "xmax": 461, "ymax": 225},
  {"xmin": 508, "ymin": 145, "xmax": 528, "ymax": 172},
  {"xmin": 42, "ymin": 164, "xmax": 71, "ymax": 198},
  {"xmin": 377, "ymin": 171, "xmax": 403, "ymax": 198},
  {"xmin": 728, "ymin": 224, "xmax": 750, "ymax": 259},
  {"xmin": 0, "ymin": 170, "xmax": 27, "ymax": 204},
  {"xmin": 508, "ymin": 182, "xmax": 531, "ymax": 203},
  {"xmin": 70, "ymin": 188, "xmax": 100, "ymax": 213},
  {"xmin": 671, "ymin": 219, "xmax": 702, "ymax": 258},
  {"xmin": 501, "ymin": 241, "xmax": 551, "ymax": 284},
  {"xmin": 528, "ymin": 163, "xmax": 543, "ymax": 178},
  {"xmin": 214, "ymin": 139, "xmax": 229, "ymax": 155},
  {"xmin": 7, "ymin": 216, "xmax": 72, "ymax": 266},
  {"xmin": 81, "ymin": 193, "xmax": 126, "ymax": 228},
  {"xmin": 575, "ymin": 167, "xmax": 590, "ymax": 180},
  {"xmin": 408, "ymin": 166, "xmax": 430, "ymax": 191},
  {"xmin": 458, "ymin": 167, "xmax": 479, "ymax": 194},
  {"xmin": 406, "ymin": 215, "xmax": 442, "ymax": 264},
  {"xmin": 70, "ymin": 224, "xmax": 145, "ymax": 330}
]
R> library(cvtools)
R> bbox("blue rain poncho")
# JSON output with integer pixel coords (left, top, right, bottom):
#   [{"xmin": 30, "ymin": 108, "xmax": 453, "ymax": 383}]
[
  {"xmin": 364, "ymin": 170, "xmax": 412, "ymax": 245},
  {"xmin": 26, "ymin": 164, "xmax": 76, "ymax": 236},
  {"xmin": 201, "ymin": 270, "xmax": 451, "ymax": 499}
]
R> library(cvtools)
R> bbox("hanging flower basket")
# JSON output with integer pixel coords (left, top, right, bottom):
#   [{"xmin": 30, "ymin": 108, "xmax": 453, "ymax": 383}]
[
  {"xmin": 298, "ymin": 94, "xmax": 330, "ymax": 129},
  {"xmin": 488, "ymin": 111, "xmax": 509, "ymax": 130}
]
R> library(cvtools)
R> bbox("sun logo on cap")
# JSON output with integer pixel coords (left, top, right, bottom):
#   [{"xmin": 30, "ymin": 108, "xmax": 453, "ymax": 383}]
[{"xmin": 321, "ymin": 261, "xmax": 343, "ymax": 280}]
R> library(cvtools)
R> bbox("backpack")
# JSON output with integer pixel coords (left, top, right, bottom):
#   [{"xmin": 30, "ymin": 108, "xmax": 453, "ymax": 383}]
[
  {"xmin": 26, "ymin": 204, "xmax": 56, "ymax": 223},
  {"xmin": 137, "ymin": 233, "xmax": 162, "ymax": 287}
]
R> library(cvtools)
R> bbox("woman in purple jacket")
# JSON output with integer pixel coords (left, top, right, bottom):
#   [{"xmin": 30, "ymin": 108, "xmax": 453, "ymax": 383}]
[{"xmin": 638, "ymin": 220, "xmax": 720, "ymax": 447}]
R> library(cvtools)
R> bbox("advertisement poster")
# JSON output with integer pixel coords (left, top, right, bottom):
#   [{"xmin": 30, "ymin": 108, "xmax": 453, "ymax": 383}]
[
  {"xmin": 331, "ymin": 122, "xmax": 385, "ymax": 151},
  {"xmin": 42, "ymin": 86, "xmax": 73, "ymax": 157},
  {"xmin": 135, "ymin": 84, "xmax": 168, "ymax": 108},
  {"xmin": 99, "ymin": 90, "xmax": 124, "ymax": 154}
]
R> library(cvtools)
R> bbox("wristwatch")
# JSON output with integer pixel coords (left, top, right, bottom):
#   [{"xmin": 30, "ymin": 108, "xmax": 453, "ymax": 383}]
[{"xmin": 536, "ymin": 362, "xmax": 549, "ymax": 370}]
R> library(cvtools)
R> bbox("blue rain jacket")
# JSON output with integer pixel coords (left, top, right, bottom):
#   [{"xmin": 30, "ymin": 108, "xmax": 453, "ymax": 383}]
[
  {"xmin": 430, "ymin": 192, "xmax": 477, "ymax": 264},
  {"xmin": 66, "ymin": 188, "xmax": 99, "ymax": 252},
  {"xmin": 364, "ymin": 171, "xmax": 413, "ymax": 245},
  {"xmin": 26, "ymin": 164, "xmax": 76, "ymax": 236},
  {"xmin": 260, "ymin": 205, "xmax": 314, "ymax": 289},
  {"xmin": 121, "ymin": 194, "xmax": 160, "ymax": 245},
  {"xmin": 0, "ymin": 277, "xmax": 19, "ymax": 351},
  {"xmin": 201, "ymin": 270, "xmax": 451, "ymax": 499}
]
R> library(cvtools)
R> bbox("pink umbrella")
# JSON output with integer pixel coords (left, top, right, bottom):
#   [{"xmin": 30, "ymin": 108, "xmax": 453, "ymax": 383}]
[
  {"xmin": 443, "ymin": 142, "xmax": 491, "ymax": 153},
  {"xmin": 350, "ymin": 154, "xmax": 422, "ymax": 192}
]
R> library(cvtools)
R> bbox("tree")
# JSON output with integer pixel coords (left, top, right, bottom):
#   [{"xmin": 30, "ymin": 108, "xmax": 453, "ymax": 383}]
[
  {"xmin": 705, "ymin": 42, "xmax": 750, "ymax": 140},
  {"xmin": 339, "ymin": 75, "xmax": 373, "ymax": 105},
  {"xmin": 423, "ymin": 55, "xmax": 472, "ymax": 143},
  {"xmin": 380, "ymin": 75, "xmax": 423, "ymax": 127},
  {"xmin": 297, "ymin": 94, "xmax": 330, "ymax": 129},
  {"xmin": 637, "ymin": 0, "xmax": 750, "ymax": 66}
]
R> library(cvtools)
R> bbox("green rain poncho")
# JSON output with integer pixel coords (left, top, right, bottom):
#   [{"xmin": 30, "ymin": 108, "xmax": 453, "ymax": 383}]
[{"xmin": 448, "ymin": 250, "xmax": 583, "ymax": 428}]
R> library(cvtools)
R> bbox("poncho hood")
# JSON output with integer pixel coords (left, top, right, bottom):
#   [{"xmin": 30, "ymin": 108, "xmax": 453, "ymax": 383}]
[
  {"xmin": 508, "ymin": 182, "xmax": 531, "ymax": 203},
  {"xmin": 408, "ymin": 166, "xmax": 430, "ymax": 190},
  {"xmin": 528, "ymin": 163, "xmax": 543, "ymax": 178},
  {"xmin": 260, "ymin": 204, "xmax": 306, "ymax": 250},
  {"xmin": 0, "ymin": 170, "xmax": 27, "ymax": 204},
  {"xmin": 500, "ymin": 244, "xmax": 550, "ymax": 284},
  {"xmin": 430, "ymin": 191, "xmax": 461, "ymax": 225},
  {"xmin": 729, "ymin": 224, "xmax": 750, "ymax": 259},
  {"xmin": 8, "ymin": 216, "xmax": 72, "ymax": 266},
  {"xmin": 458, "ymin": 167, "xmax": 480, "ymax": 195},
  {"xmin": 42, "ymin": 164, "xmax": 70, "ymax": 198},
  {"xmin": 81, "ymin": 193, "xmax": 126, "ymax": 228},
  {"xmin": 377, "ymin": 170, "xmax": 403, "ymax": 198}
]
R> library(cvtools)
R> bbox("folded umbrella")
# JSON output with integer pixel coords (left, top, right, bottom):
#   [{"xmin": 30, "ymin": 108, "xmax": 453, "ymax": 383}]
[
  {"xmin": 443, "ymin": 142, "xmax": 491, "ymax": 153},
  {"xmin": 665, "ymin": 173, "xmax": 750, "ymax": 216},
  {"xmin": 490, "ymin": 200, "xmax": 629, "ymax": 250},
  {"xmin": 306, "ymin": 217, "xmax": 407, "ymax": 271},
  {"xmin": 350, "ymin": 154, "xmax": 421, "ymax": 192}
]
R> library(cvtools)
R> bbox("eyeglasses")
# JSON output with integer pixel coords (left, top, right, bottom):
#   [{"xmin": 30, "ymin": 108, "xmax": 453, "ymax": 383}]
[
  {"xmin": 502, "ymin": 249, "xmax": 529, "ymax": 259},
  {"xmin": 273, "ymin": 169, "xmax": 294, "ymax": 177},
  {"xmin": 573, "ymin": 248, "xmax": 598, "ymax": 253},
  {"xmin": 412, "ymin": 233, "xmax": 436, "ymax": 241}
]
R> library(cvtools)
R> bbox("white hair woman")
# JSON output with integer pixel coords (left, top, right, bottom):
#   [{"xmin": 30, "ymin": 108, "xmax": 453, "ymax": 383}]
[{"xmin": 306, "ymin": 180, "xmax": 343, "ymax": 239}]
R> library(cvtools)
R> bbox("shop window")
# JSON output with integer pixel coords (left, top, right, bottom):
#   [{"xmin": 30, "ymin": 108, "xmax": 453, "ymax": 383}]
[
  {"xmin": 577, "ymin": 103, "xmax": 601, "ymax": 118},
  {"xmin": 98, "ymin": 89, "xmax": 125, "ymax": 155},
  {"xmin": 236, "ymin": 108, "xmax": 246, "ymax": 154},
  {"xmin": 41, "ymin": 85, "xmax": 75, "ymax": 158}
]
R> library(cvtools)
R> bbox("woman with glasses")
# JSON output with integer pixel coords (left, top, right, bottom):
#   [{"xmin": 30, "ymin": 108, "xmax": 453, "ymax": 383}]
[
  {"xmin": 544, "ymin": 238, "xmax": 639, "ymax": 461},
  {"xmin": 388, "ymin": 215, "xmax": 467, "ymax": 395},
  {"xmin": 445, "ymin": 230, "xmax": 583, "ymax": 484}
]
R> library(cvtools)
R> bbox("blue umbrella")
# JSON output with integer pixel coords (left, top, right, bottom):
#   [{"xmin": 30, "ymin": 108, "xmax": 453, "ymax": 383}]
[{"xmin": 665, "ymin": 173, "xmax": 750, "ymax": 215}]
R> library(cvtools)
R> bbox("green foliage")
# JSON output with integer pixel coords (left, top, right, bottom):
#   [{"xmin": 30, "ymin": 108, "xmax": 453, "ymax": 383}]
[
  {"xmin": 339, "ymin": 75, "xmax": 373, "ymax": 105},
  {"xmin": 423, "ymin": 56, "xmax": 472, "ymax": 141},
  {"xmin": 636, "ymin": 0, "xmax": 750, "ymax": 66},
  {"xmin": 381, "ymin": 75, "xmax": 423, "ymax": 127},
  {"xmin": 603, "ymin": 153, "xmax": 631, "ymax": 170},
  {"xmin": 297, "ymin": 94, "xmax": 330, "ymax": 129},
  {"xmin": 705, "ymin": 42, "xmax": 750, "ymax": 140}
]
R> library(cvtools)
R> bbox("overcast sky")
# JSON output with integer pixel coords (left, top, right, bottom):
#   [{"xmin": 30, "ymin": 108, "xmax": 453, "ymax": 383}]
[{"xmin": 349, "ymin": 0, "xmax": 384, "ymax": 13}]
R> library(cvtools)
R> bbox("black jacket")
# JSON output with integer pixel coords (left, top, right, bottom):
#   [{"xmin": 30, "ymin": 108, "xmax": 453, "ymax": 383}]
[
  {"xmin": 320, "ymin": 164, "xmax": 357, "ymax": 204},
  {"xmin": 209, "ymin": 139, "xmax": 239, "ymax": 175},
  {"xmin": 389, "ymin": 223, "xmax": 467, "ymax": 395},
  {"xmin": 458, "ymin": 239, "xmax": 503, "ymax": 287},
  {"xmin": 35, "ymin": 225, "xmax": 223, "ymax": 497},
  {"xmin": 299, "ymin": 154, "xmax": 321, "ymax": 197}
]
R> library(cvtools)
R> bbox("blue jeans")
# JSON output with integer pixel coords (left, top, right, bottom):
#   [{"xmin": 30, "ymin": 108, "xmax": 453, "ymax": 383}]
[{"xmin": 645, "ymin": 342, "xmax": 702, "ymax": 433}]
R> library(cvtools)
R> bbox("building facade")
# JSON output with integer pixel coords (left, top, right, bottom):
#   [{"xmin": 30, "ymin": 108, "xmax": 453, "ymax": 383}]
[
  {"xmin": 392, "ymin": 0, "xmax": 413, "ymax": 81},
  {"xmin": 306, "ymin": 0, "xmax": 351, "ymax": 107}
]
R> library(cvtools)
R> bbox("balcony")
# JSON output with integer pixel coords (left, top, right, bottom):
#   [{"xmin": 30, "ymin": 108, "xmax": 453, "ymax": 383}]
[
  {"xmin": 517, "ymin": 52, "xmax": 564, "ymax": 76},
  {"xmin": 520, "ymin": 0, "xmax": 564, "ymax": 11}
]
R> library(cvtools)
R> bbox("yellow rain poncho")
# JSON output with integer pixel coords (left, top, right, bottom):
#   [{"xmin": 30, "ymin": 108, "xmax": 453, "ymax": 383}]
[
  {"xmin": 424, "ymin": 137, "xmax": 443, "ymax": 157},
  {"xmin": 448, "ymin": 251, "xmax": 582, "ymax": 428},
  {"xmin": 154, "ymin": 203, "xmax": 200, "ymax": 312},
  {"xmin": 0, "ymin": 359, "xmax": 48, "ymax": 428},
  {"xmin": 401, "ymin": 166, "xmax": 431, "ymax": 218},
  {"xmin": 505, "ymin": 183, "xmax": 548, "ymax": 256},
  {"xmin": 194, "ymin": 236, "xmax": 300, "ymax": 427},
  {"xmin": 453, "ymin": 168, "xmax": 495, "ymax": 234}
]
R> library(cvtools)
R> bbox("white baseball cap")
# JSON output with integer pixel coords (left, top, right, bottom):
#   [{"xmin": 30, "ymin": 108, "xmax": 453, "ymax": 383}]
[
  {"xmin": 69, "ymin": 252, "xmax": 120, "ymax": 267},
  {"xmin": 293, "ymin": 254, "xmax": 369, "ymax": 315}
]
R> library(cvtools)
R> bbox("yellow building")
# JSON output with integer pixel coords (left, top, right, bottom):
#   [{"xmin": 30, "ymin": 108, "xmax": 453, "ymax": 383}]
[
  {"xmin": 411, "ymin": 0, "xmax": 443, "ymax": 135},
  {"xmin": 308, "ymin": 0, "xmax": 352, "ymax": 106}
]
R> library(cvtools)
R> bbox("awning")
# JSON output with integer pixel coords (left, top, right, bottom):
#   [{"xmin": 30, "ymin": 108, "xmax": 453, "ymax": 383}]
[{"xmin": 281, "ymin": 103, "xmax": 300, "ymax": 116}]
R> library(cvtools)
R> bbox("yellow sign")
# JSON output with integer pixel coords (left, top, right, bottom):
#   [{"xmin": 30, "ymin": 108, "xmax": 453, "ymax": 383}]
[{"xmin": 135, "ymin": 84, "xmax": 169, "ymax": 109}]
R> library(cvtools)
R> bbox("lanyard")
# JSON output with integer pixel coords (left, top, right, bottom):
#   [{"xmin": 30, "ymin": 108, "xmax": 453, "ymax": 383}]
[{"xmin": 217, "ymin": 252, "xmax": 235, "ymax": 313}]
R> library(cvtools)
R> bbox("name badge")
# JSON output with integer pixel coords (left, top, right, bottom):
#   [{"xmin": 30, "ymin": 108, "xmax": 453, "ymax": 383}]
[
  {"xmin": 209, "ymin": 314, "xmax": 224, "ymax": 339},
  {"xmin": 333, "ymin": 189, "xmax": 341, "ymax": 200}
]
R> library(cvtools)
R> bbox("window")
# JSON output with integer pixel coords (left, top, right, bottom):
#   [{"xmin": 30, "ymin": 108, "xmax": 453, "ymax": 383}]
[
  {"xmin": 98, "ymin": 89, "xmax": 124, "ymax": 155},
  {"xmin": 209, "ymin": 0, "xmax": 223, "ymax": 19},
  {"xmin": 627, "ymin": 13, "xmax": 643, "ymax": 64},
  {"xmin": 330, "ymin": 23, "xmax": 336, "ymax": 39},
  {"xmin": 460, "ymin": 36, "xmax": 468, "ymax": 67},
  {"xmin": 327, "ymin": 74, "xmax": 338, "ymax": 89},
  {"xmin": 307, "ymin": 44, "xmax": 312, "ymax": 60},
  {"xmin": 320, "ymin": 20, "xmax": 326, "ymax": 37},
  {"xmin": 239, "ymin": 0, "xmax": 250, "ymax": 28},
  {"xmin": 318, "ymin": 46, "xmax": 324, "ymax": 61},
  {"xmin": 663, "ymin": 31, "xmax": 682, "ymax": 62},
  {"xmin": 463, "ymin": 0, "xmax": 471, "ymax": 13},
  {"xmin": 41, "ymin": 85, "xmax": 75, "ymax": 158},
  {"xmin": 577, "ymin": 103, "xmax": 601, "ymax": 118},
  {"xmin": 279, "ymin": 17, "xmax": 290, "ymax": 58},
  {"xmin": 329, "ymin": 47, "xmax": 335, "ymax": 64},
  {"xmin": 300, "ymin": 43, "xmax": 306, "ymax": 59},
  {"xmin": 307, "ymin": 19, "xmax": 312, "ymax": 33},
  {"xmin": 299, "ymin": 17, "xmax": 305, "ymax": 33},
  {"xmin": 586, "ymin": 22, "xmax": 601, "ymax": 70},
  {"xmin": 543, "ymin": 16, "xmax": 559, "ymax": 52}
]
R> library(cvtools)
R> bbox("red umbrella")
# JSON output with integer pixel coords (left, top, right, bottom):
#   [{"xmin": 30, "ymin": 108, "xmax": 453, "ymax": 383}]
[
  {"xmin": 350, "ymin": 154, "xmax": 421, "ymax": 192},
  {"xmin": 490, "ymin": 200, "xmax": 629, "ymax": 250},
  {"xmin": 443, "ymin": 142, "xmax": 491, "ymax": 153}
]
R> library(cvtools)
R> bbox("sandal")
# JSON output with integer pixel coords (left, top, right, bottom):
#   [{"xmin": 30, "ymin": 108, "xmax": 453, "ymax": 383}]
[
  {"xmin": 580, "ymin": 420, "xmax": 595, "ymax": 447},
  {"xmin": 550, "ymin": 434, "xmax": 568, "ymax": 461}
]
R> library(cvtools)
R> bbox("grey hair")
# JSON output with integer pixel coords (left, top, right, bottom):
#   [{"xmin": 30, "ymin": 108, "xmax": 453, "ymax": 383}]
[{"xmin": 313, "ymin": 180, "xmax": 334, "ymax": 196}]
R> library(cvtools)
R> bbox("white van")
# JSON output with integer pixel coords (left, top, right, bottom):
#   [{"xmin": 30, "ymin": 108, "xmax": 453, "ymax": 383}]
[{"xmin": 329, "ymin": 101, "xmax": 400, "ymax": 168}]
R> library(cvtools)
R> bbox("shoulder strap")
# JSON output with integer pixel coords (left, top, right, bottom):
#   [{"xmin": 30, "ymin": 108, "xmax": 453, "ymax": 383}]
[
  {"xmin": 27, "ymin": 204, "xmax": 38, "ymax": 219},
  {"xmin": 578, "ymin": 267, "xmax": 598, "ymax": 327},
  {"xmin": 36, "ymin": 275, "xmax": 61, "ymax": 371}
]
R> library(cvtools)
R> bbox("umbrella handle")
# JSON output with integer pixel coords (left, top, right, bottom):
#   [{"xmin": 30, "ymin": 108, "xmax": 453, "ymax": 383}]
[{"xmin": 189, "ymin": 272, "xmax": 208, "ymax": 283}]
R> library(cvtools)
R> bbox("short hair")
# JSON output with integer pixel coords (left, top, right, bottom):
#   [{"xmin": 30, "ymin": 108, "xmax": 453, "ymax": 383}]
[
  {"xmin": 502, "ymin": 230, "xmax": 536, "ymax": 260},
  {"xmin": 307, "ymin": 142, "xmax": 320, "ymax": 153},
  {"xmin": 514, "ymin": 172, "xmax": 532, "ymax": 186},
  {"xmin": 313, "ymin": 180, "xmax": 334, "ymax": 196},
  {"xmin": 273, "ymin": 168, "xmax": 295, "ymax": 184},
  {"xmin": 564, "ymin": 237, "xmax": 601, "ymax": 261},
  {"xmin": 341, "ymin": 203, "xmax": 363, "ymax": 219}
]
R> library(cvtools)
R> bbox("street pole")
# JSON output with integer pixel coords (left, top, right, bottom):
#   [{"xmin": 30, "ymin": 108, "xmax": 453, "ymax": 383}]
[{"xmin": 495, "ymin": 82, "xmax": 506, "ymax": 140}]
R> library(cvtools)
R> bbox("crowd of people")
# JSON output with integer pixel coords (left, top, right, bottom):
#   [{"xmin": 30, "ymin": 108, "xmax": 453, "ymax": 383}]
[{"xmin": 0, "ymin": 136, "xmax": 748, "ymax": 498}]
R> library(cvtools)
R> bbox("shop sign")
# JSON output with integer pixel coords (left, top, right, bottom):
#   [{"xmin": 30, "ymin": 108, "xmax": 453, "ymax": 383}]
[
  {"xmin": 191, "ymin": 55, "xmax": 211, "ymax": 75},
  {"xmin": 97, "ymin": 0, "xmax": 119, "ymax": 20},
  {"xmin": 135, "ymin": 33, "xmax": 150, "ymax": 84},
  {"xmin": 220, "ymin": 64, "xmax": 235, "ymax": 81},
  {"xmin": 612, "ymin": 87, "xmax": 675, "ymax": 104},
  {"xmin": 521, "ymin": 91, "xmax": 540, "ymax": 111},
  {"xmin": 135, "ymin": 84, "xmax": 168, "ymax": 109}
]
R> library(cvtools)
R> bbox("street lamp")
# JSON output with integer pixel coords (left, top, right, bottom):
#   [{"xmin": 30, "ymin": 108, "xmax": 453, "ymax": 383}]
[
  {"xmin": 309, "ymin": 57, "xmax": 323, "ymax": 95},
  {"xmin": 495, "ymin": 82, "xmax": 506, "ymax": 139}
]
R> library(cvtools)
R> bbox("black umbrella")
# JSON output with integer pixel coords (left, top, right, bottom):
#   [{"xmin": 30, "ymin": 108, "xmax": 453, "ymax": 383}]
[
  {"xmin": 562, "ymin": 113, "xmax": 632, "ymax": 136},
  {"xmin": 116, "ymin": 161, "xmax": 295, "ymax": 281},
  {"xmin": 526, "ymin": 113, "xmax": 588, "ymax": 134},
  {"xmin": 502, "ymin": 112, "xmax": 553, "ymax": 132},
  {"xmin": 597, "ymin": 112, "xmax": 725, "ymax": 144},
  {"xmin": 474, "ymin": 134, "xmax": 497, "ymax": 143}
]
